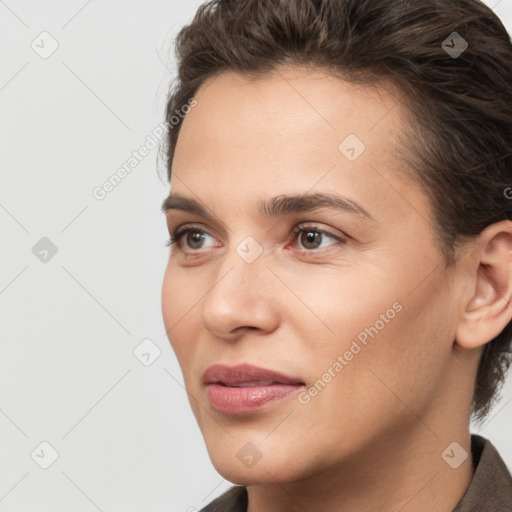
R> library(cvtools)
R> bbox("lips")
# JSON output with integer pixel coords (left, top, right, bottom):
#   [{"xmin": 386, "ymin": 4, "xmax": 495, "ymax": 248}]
[
  {"xmin": 202, "ymin": 363, "xmax": 305, "ymax": 414},
  {"xmin": 202, "ymin": 363, "xmax": 305, "ymax": 387}
]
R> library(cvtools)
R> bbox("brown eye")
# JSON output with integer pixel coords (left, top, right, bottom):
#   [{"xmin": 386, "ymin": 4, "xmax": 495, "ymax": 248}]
[
  {"xmin": 299, "ymin": 230, "xmax": 324, "ymax": 250},
  {"xmin": 183, "ymin": 231, "xmax": 207, "ymax": 249},
  {"xmin": 167, "ymin": 227, "xmax": 216, "ymax": 251},
  {"xmin": 291, "ymin": 225, "xmax": 346, "ymax": 252}
]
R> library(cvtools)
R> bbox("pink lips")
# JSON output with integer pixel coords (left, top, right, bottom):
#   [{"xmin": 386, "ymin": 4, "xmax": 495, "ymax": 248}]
[{"xmin": 203, "ymin": 363, "xmax": 305, "ymax": 414}]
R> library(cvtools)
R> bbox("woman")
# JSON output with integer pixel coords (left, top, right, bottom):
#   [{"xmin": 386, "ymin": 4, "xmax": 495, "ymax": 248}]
[{"xmin": 161, "ymin": 0, "xmax": 512, "ymax": 510}]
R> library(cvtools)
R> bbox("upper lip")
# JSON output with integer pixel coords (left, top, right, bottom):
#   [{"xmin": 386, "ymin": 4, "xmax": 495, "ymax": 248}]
[{"xmin": 202, "ymin": 363, "xmax": 305, "ymax": 386}]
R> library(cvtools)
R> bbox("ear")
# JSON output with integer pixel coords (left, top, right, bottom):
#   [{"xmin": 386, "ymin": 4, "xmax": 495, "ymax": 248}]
[{"xmin": 456, "ymin": 220, "xmax": 512, "ymax": 350}]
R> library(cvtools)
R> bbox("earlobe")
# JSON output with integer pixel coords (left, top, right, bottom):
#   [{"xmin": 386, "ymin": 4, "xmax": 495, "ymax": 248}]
[{"xmin": 455, "ymin": 221, "xmax": 512, "ymax": 350}]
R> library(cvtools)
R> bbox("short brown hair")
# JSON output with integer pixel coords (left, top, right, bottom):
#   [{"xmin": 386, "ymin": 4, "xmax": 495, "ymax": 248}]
[{"xmin": 163, "ymin": 0, "xmax": 512, "ymax": 420}]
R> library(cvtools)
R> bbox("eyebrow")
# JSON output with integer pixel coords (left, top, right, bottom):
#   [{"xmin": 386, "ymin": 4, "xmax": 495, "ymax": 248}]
[{"xmin": 161, "ymin": 192, "xmax": 376, "ymax": 222}]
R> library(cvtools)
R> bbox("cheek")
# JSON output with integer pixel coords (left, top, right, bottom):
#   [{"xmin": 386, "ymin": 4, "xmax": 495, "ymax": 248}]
[
  {"xmin": 327, "ymin": 283, "xmax": 450, "ymax": 420},
  {"xmin": 288, "ymin": 258, "xmax": 451, "ymax": 410},
  {"xmin": 161, "ymin": 264, "xmax": 201, "ymax": 367},
  {"xmin": 281, "ymin": 262, "xmax": 403, "ymax": 354}
]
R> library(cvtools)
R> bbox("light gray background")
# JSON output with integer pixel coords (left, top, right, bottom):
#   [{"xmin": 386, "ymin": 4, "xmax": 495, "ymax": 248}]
[{"xmin": 1, "ymin": 1, "xmax": 511, "ymax": 511}]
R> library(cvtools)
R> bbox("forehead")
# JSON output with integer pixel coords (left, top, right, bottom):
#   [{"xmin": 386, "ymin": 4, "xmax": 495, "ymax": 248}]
[
  {"xmin": 170, "ymin": 67, "xmax": 431, "ymax": 227},
  {"xmin": 184, "ymin": 67, "xmax": 402, "ymax": 130},
  {"xmin": 174, "ymin": 67, "xmax": 404, "ymax": 169}
]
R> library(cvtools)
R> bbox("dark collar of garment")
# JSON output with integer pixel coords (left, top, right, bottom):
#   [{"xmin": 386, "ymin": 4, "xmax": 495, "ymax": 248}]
[
  {"xmin": 453, "ymin": 434, "xmax": 512, "ymax": 511},
  {"xmin": 199, "ymin": 434, "xmax": 512, "ymax": 512}
]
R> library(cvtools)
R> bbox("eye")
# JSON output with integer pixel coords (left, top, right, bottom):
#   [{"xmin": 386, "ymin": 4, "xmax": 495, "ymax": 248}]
[
  {"xmin": 166, "ymin": 225, "xmax": 217, "ymax": 251},
  {"xmin": 289, "ymin": 224, "xmax": 346, "ymax": 252},
  {"xmin": 166, "ymin": 223, "xmax": 346, "ymax": 254}
]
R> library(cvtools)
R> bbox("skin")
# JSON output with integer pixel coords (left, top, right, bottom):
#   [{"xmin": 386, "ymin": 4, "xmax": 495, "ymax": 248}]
[{"xmin": 161, "ymin": 67, "xmax": 512, "ymax": 512}]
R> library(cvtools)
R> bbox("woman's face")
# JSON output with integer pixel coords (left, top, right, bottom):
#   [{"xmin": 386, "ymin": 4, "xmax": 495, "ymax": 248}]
[{"xmin": 161, "ymin": 68, "xmax": 464, "ymax": 484}]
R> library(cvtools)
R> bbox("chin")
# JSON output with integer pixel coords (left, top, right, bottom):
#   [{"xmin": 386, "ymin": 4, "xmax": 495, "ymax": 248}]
[
  {"xmin": 204, "ymin": 437, "xmax": 313, "ymax": 486},
  {"xmin": 210, "ymin": 458, "xmax": 301, "ymax": 486}
]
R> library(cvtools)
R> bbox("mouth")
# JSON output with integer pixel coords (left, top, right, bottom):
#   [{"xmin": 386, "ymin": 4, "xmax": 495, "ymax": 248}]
[
  {"xmin": 217, "ymin": 380, "xmax": 277, "ymax": 387},
  {"xmin": 202, "ymin": 362, "xmax": 305, "ymax": 387},
  {"xmin": 202, "ymin": 363, "xmax": 306, "ymax": 414}
]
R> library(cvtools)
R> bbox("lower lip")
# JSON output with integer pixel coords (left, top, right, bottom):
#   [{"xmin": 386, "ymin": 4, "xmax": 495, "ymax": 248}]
[{"xmin": 207, "ymin": 383, "xmax": 304, "ymax": 414}]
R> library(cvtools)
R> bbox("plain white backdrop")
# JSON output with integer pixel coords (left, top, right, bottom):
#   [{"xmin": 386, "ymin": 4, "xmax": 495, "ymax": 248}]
[{"xmin": 1, "ymin": 1, "xmax": 511, "ymax": 511}]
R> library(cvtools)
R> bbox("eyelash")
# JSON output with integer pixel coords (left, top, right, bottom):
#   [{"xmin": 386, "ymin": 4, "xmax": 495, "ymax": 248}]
[{"xmin": 165, "ymin": 224, "xmax": 347, "ymax": 253}]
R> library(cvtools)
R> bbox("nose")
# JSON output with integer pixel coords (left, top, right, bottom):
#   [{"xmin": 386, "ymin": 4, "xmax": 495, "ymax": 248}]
[{"xmin": 200, "ymin": 250, "xmax": 280, "ymax": 341}]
